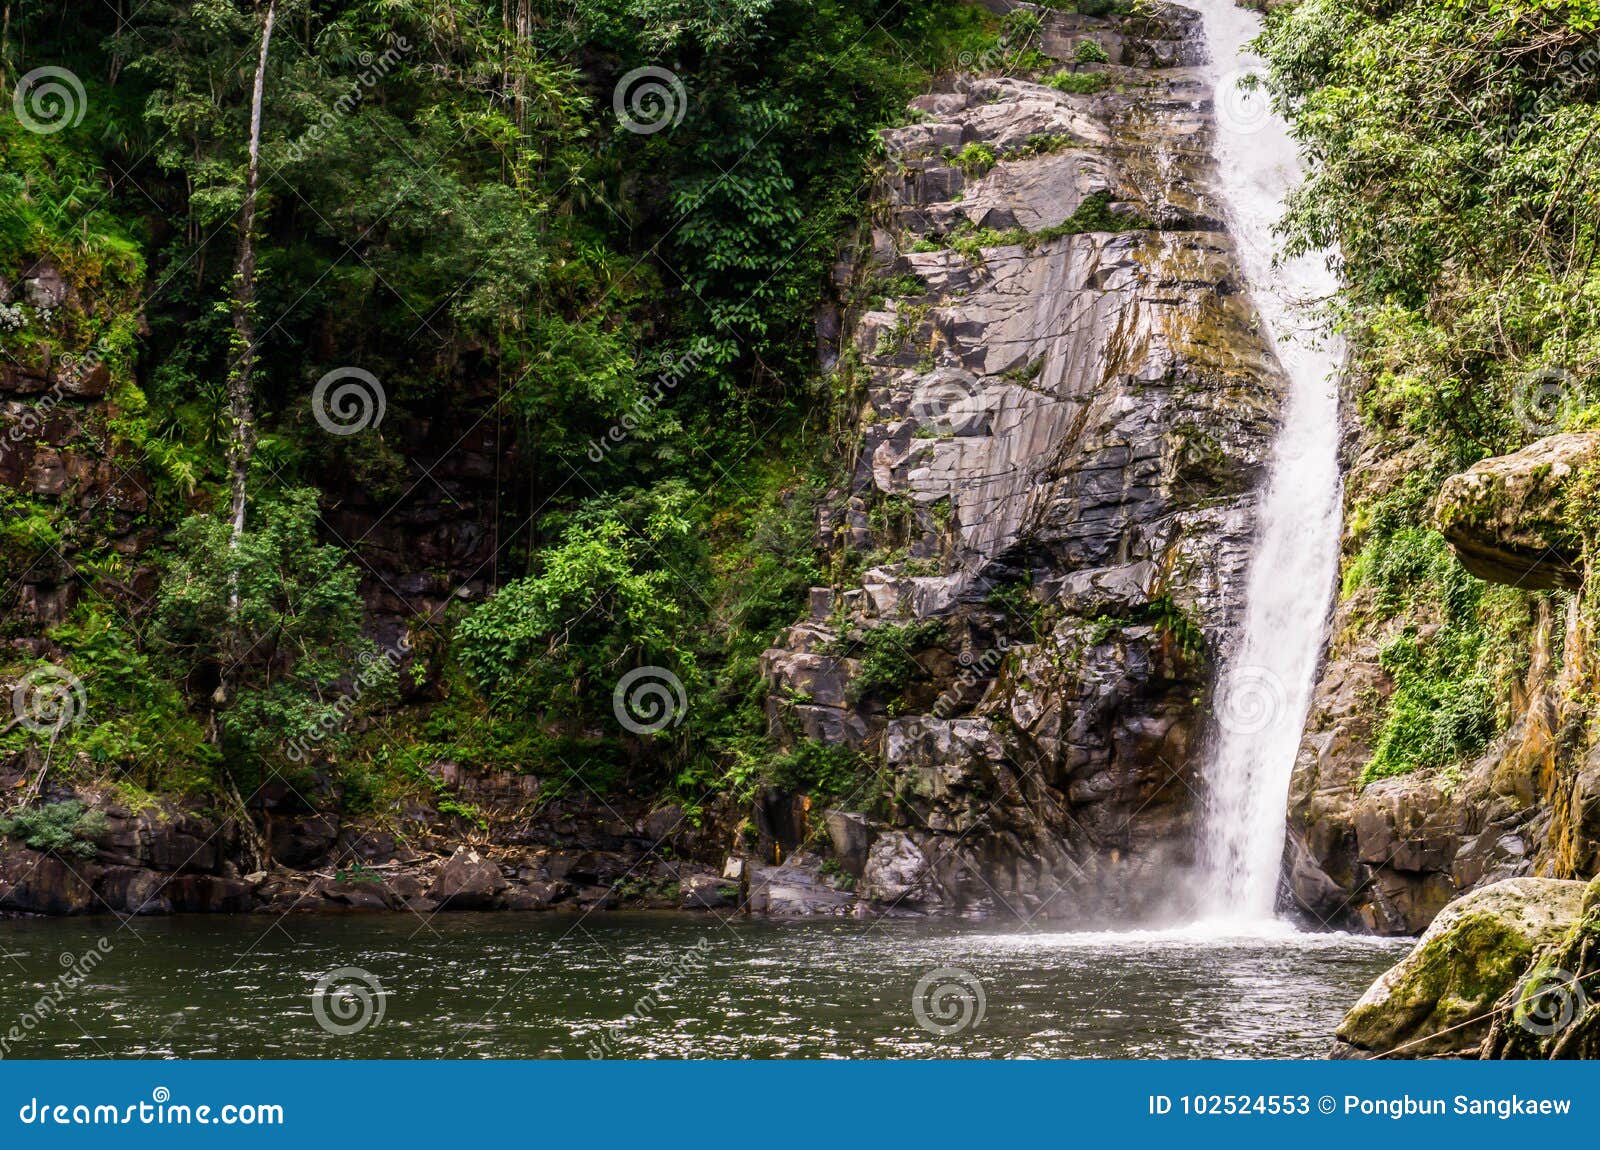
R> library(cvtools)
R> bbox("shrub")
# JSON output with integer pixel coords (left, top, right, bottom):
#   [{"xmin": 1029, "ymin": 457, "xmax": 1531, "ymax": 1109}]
[
  {"xmin": 0, "ymin": 801, "xmax": 107, "ymax": 859},
  {"xmin": 1045, "ymin": 71, "xmax": 1109, "ymax": 95},
  {"xmin": 1074, "ymin": 40, "xmax": 1110, "ymax": 66}
]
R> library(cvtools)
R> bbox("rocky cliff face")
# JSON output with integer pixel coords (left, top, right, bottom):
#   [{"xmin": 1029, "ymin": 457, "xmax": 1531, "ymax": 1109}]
[
  {"xmin": 1288, "ymin": 431, "xmax": 1600, "ymax": 934},
  {"xmin": 759, "ymin": 3, "xmax": 1286, "ymax": 923}
]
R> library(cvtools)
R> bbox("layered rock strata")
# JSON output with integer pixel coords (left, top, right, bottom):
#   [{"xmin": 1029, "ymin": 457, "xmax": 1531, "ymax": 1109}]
[{"xmin": 759, "ymin": 3, "xmax": 1287, "ymax": 922}]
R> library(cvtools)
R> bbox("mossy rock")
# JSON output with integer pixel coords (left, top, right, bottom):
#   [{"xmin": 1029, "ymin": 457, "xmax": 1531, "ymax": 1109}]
[
  {"xmin": 1433, "ymin": 433, "xmax": 1600, "ymax": 590},
  {"xmin": 1336, "ymin": 877, "xmax": 1586, "ymax": 1057}
]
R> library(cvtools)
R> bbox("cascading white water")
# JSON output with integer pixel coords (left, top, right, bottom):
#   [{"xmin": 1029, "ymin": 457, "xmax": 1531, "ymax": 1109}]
[{"xmin": 1189, "ymin": 0, "xmax": 1345, "ymax": 923}]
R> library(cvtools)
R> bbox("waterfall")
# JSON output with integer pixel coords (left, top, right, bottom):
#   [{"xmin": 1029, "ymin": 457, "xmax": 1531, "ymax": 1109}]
[{"xmin": 1189, "ymin": 0, "xmax": 1345, "ymax": 923}]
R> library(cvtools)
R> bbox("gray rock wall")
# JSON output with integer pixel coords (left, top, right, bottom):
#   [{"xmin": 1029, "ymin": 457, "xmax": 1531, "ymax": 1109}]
[{"xmin": 760, "ymin": 4, "xmax": 1288, "ymax": 923}]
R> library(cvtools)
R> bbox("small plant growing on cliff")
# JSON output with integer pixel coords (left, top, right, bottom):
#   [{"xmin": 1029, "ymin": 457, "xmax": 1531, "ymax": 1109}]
[
  {"xmin": 954, "ymin": 142, "xmax": 998, "ymax": 176},
  {"xmin": 1045, "ymin": 71, "xmax": 1109, "ymax": 95},
  {"xmin": 1074, "ymin": 39, "xmax": 1111, "ymax": 66},
  {"xmin": 0, "ymin": 801, "xmax": 107, "ymax": 859},
  {"xmin": 846, "ymin": 619, "xmax": 946, "ymax": 703}
]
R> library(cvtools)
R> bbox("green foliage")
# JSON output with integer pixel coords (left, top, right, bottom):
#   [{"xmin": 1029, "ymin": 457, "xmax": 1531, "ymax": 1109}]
[
  {"xmin": 953, "ymin": 141, "xmax": 998, "ymax": 176},
  {"xmin": 1045, "ymin": 71, "xmax": 1110, "ymax": 95},
  {"xmin": 938, "ymin": 191, "xmax": 1145, "ymax": 261},
  {"xmin": 1365, "ymin": 627, "xmax": 1496, "ymax": 782},
  {"xmin": 1260, "ymin": 0, "xmax": 1600, "ymax": 782},
  {"xmin": 151, "ymin": 488, "xmax": 373, "ymax": 781},
  {"xmin": 1073, "ymin": 39, "xmax": 1111, "ymax": 66},
  {"xmin": 1343, "ymin": 501, "xmax": 1532, "ymax": 782},
  {"xmin": 1260, "ymin": 0, "xmax": 1600, "ymax": 460},
  {"xmin": 457, "ymin": 481, "xmax": 702, "ymax": 713},
  {"xmin": 770, "ymin": 738, "xmax": 868, "ymax": 800},
  {"xmin": 842, "ymin": 620, "xmax": 945, "ymax": 704},
  {"xmin": 0, "ymin": 0, "xmax": 1045, "ymax": 818},
  {"xmin": 0, "ymin": 801, "xmax": 107, "ymax": 859},
  {"xmin": 40, "ymin": 609, "xmax": 215, "ymax": 791}
]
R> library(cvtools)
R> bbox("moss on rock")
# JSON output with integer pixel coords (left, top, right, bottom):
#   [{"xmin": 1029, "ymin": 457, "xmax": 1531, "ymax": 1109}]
[{"xmin": 1335, "ymin": 877, "xmax": 1586, "ymax": 1057}]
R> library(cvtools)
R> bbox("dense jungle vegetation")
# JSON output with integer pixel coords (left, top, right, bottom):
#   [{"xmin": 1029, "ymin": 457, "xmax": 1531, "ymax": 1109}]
[
  {"xmin": 1262, "ymin": 0, "xmax": 1600, "ymax": 780},
  {"xmin": 6, "ymin": 0, "xmax": 1600, "ymax": 833},
  {"xmin": 0, "ymin": 0, "xmax": 1022, "ymax": 820}
]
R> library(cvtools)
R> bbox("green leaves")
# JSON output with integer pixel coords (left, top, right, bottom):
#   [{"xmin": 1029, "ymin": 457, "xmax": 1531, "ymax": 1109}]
[
  {"xmin": 152, "ymin": 488, "xmax": 372, "ymax": 775},
  {"xmin": 456, "ymin": 481, "xmax": 704, "ymax": 714}
]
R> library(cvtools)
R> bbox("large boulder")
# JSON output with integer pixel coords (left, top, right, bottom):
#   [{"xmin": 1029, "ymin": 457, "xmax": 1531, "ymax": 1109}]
[
  {"xmin": 1334, "ymin": 877, "xmax": 1587, "ymax": 1058},
  {"xmin": 858, "ymin": 831, "xmax": 943, "ymax": 909},
  {"xmin": 1434, "ymin": 432, "xmax": 1599, "ymax": 590},
  {"xmin": 822, "ymin": 810, "xmax": 872, "ymax": 877},
  {"xmin": 744, "ymin": 857, "xmax": 856, "ymax": 916},
  {"xmin": 426, "ymin": 846, "xmax": 507, "ymax": 910},
  {"xmin": 0, "ymin": 845, "xmax": 97, "ymax": 914},
  {"xmin": 1479, "ymin": 877, "xmax": 1600, "ymax": 1058}
]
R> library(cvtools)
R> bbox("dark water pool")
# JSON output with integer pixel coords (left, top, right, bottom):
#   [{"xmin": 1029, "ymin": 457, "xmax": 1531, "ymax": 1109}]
[{"xmin": 0, "ymin": 912, "xmax": 1407, "ymax": 1058}]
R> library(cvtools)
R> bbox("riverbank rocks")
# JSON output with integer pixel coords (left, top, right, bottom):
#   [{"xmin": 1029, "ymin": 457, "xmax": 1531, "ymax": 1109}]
[
  {"xmin": 859, "ymin": 831, "xmax": 943, "ymax": 909},
  {"xmin": 426, "ymin": 847, "xmax": 507, "ymax": 909},
  {"xmin": 1478, "ymin": 876, "xmax": 1600, "ymax": 1058},
  {"xmin": 1435, "ymin": 432, "xmax": 1600, "ymax": 591},
  {"xmin": 743, "ymin": 855, "xmax": 857, "ymax": 916},
  {"xmin": 1332, "ymin": 878, "xmax": 1587, "ymax": 1058}
]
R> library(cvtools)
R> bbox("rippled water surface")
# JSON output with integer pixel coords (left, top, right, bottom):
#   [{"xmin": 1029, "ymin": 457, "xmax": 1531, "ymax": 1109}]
[{"xmin": 0, "ymin": 914, "xmax": 1407, "ymax": 1058}]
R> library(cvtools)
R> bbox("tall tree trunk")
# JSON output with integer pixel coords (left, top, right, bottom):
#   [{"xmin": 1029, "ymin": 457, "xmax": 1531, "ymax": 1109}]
[
  {"xmin": 219, "ymin": 0, "xmax": 277, "ymax": 873},
  {"xmin": 227, "ymin": 0, "xmax": 276, "ymax": 563}
]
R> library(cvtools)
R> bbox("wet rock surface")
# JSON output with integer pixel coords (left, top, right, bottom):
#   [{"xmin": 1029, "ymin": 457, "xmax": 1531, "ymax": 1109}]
[
  {"xmin": 1289, "ymin": 432, "xmax": 1600, "ymax": 935},
  {"xmin": 759, "ymin": 3, "xmax": 1283, "ymax": 922}
]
